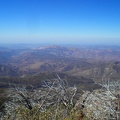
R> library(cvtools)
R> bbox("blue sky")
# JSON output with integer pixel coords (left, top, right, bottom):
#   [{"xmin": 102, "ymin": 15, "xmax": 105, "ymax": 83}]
[{"xmin": 0, "ymin": 0, "xmax": 120, "ymax": 44}]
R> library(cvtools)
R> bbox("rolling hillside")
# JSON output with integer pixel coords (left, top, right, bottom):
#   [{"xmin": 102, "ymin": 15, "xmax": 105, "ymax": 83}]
[{"xmin": 0, "ymin": 45, "xmax": 120, "ymax": 90}]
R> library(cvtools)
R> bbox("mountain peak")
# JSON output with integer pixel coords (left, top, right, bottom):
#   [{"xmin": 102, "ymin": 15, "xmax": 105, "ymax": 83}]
[{"xmin": 37, "ymin": 45, "xmax": 66, "ymax": 50}]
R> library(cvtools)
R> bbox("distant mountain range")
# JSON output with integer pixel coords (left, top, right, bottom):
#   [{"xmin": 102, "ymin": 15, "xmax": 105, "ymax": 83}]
[
  {"xmin": 0, "ymin": 45, "xmax": 120, "ymax": 89},
  {"xmin": 0, "ymin": 64, "xmax": 18, "ymax": 76}
]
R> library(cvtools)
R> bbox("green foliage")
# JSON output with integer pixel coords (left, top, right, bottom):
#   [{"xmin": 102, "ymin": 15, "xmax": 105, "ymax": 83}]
[
  {"xmin": 3, "ymin": 105, "xmax": 86, "ymax": 120},
  {"xmin": 0, "ymin": 88, "xmax": 6, "ymax": 112}
]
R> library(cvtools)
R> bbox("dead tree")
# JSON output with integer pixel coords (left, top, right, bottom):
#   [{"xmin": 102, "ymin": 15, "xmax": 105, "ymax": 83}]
[{"xmin": 2, "ymin": 74, "xmax": 77, "ymax": 120}]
